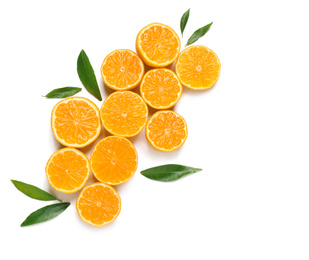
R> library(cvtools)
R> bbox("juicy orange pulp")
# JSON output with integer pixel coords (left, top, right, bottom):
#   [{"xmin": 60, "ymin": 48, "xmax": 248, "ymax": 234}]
[
  {"xmin": 91, "ymin": 136, "xmax": 138, "ymax": 185},
  {"xmin": 176, "ymin": 45, "xmax": 220, "ymax": 90},
  {"xmin": 51, "ymin": 97, "xmax": 101, "ymax": 148},
  {"xmin": 45, "ymin": 148, "xmax": 91, "ymax": 193},
  {"xmin": 146, "ymin": 110, "xmax": 188, "ymax": 152},
  {"xmin": 101, "ymin": 49, "xmax": 144, "ymax": 91},
  {"xmin": 136, "ymin": 23, "xmax": 181, "ymax": 67},
  {"xmin": 76, "ymin": 182, "xmax": 121, "ymax": 227},
  {"xmin": 140, "ymin": 68, "xmax": 182, "ymax": 109},
  {"xmin": 100, "ymin": 91, "xmax": 148, "ymax": 137}
]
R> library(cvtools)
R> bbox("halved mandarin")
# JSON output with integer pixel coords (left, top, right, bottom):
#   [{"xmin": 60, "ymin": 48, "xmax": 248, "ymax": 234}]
[
  {"xmin": 100, "ymin": 91, "xmax": 148, "ymax": 137},
  {"xmin": 91, "ymin": 136, "xmax": 138, "ymax": 185},
  {"xmin": 76, "ymin": 182, "xmax": 121, "ymax": 227},
  {"xmin": 145, "ymin": 110, "xmax": 188, "ymax": 152},
  {"xmin": 136, "ymin": 23, "xmax": 181, "ymax": 67},
  {"xmin": 175, "ymin": 45, "xmax": 221, "ymax": 90},
  {"xmin": 51, "ymin": 97, "xmax": 101, "ymax": 148},
  {"xmin": 45, "ymin": 148, "xmax": 91, "ymax": 193},
  {"xmin": 101, "ymin": 49, "xmax": 144, "ymax": 91},
  {"xmin": 140, "ymin": 68, "xmax": 182, "ymax": 109}
]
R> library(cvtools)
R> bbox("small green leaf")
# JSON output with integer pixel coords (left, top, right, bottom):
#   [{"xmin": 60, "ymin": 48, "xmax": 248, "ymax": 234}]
[
  {"xmin": 180, "ymin": 8, "xmax": 190, "ymax": 36},
  {"xmin": 141, "ymin": 164, "xmax": 202, "ymax": 182},
  {"xmin": 21, "ymin": 202, "xmax": 70, "ymax": 227},
  {"xmin": 43, "ymin": 87, "xmax": 82, "ymax": 98},
  {"xmin": 11, "ymin": 180, "xmax": 60, "ymax": 201},
  {"xmin": 186, "ymin": 22, "xmax": 213, "ymax": 46},
  {"xmin": 77, "ymin": 49, "xmax": 102, "ymax": 101}
]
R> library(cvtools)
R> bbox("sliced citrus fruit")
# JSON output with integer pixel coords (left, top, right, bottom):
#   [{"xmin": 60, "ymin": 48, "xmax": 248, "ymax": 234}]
[
  {"xmin": 136, "ymin": 23, "xmax": 181, "ymax": 67},
  {"xmin": 145, "ymin": 110, "xmax": 188, "ymax": 152},
  {"xmin": 51, "ymin": 97, "xmax": 101, "ymax": 148},
  {"xmin": 45, "ymin": 148, "xmax": 90, "ymax": 193},
  {"xmin": 91, "ymin": 136, "xmax": 138, "ymax": 185},
  {"xmin": 175, "ymin": 45, "xmax": 221, "ymax": 90},
  {"xmin": 140, "ymin": 68, "xmax": 182, "ymax": 109},
  {"xmin": 76, "ymin": 182, "xmax": 121, "ymax": 227},
  {"xmin": 100, "ymin": 91, "xmax": 148, "ymax": 137},
  {"xmin": 101, "ymin": 49, "xmax": 144, "ymax": 91}
]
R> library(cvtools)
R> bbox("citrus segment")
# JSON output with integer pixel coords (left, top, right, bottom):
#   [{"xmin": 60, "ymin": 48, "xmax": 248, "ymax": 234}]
[
  {"xmin": 91, "ymin": 136, "xmax": 138, "ymax": 185},
  {"xmin": 101, "ymin": 49, "xmax": 144, "ymax": 91},
  {"xmin": 146, "ymin": 110, "xmax": 188, "ymax": 152},
  {"xmin": 45, "ymin": 148, "xmax": 90, "ymax": 193},
  {"xmin": 175, "ymin": 45, "xmax": 221, "ymax": 90},
  {"xmin": 140, "ymin": 68, "xmax": 182, "ymax": 109},
  {"xmin": 100, "ymin": 91, "xmax": 148, "ymax": 137},
  {"xmin": 136, "ymin": 23, "xmax": 181, "ymax": 67},
  {"xmin": 76, "ymin": 183, "xmax": 121, "ymax": 227},
  {"xmin": 51, "ymin": 97, "xmax": 101, "ymax": 148}
]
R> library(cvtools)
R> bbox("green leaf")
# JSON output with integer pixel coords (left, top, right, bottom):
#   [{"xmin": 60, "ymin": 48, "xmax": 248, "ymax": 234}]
[
  {"xmin": 21, "ymin": 202, "xmax": 70, "ymax": 227},
  {"xmin": 43, "ymin": 87, "xmax": 82, "ymax": 98},
  {"xmin": 180, "ymin": 8, "xmax": 190, "ymax": 36},
  {"xmin": 11, "ymin": 180, "xmax": 60, "ymax": 201},
  {"xmin": 141, "ymin": 164, "xmax": 202, "ymax": 182},
  {"xmin": 77, "ymin": 49, "xmax": 102, "ymax": 101},
  {"xmin": 186, "ymin": 22, "xmax": 213, "ymax": 46}
]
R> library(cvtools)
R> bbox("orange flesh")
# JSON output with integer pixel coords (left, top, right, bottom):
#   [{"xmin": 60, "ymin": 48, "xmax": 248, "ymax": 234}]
[
  {"xmin": 91, "ymin": 136, "xmax": 138, "ymax": 185},
  {"xmin": 101, "ymin": 50, "xmax": 144, "ymax": 90},
  {"xmin": 141, "ymin": 69, "xmax": 182, "ymax": 109},
  {"xmin": 176, "ymin": 45, "xmax": 220, "ymax": 90},
  {"xmin": 77, "ymin": 183, "xmax": 121, "ymax": 226},
  {"xmin": 137, "ymin": 23, "xmax": 180, "ymax": 66},
  {"xmin": 146, "ymin": 111, "xmax": 187, "ymax": 151},
  {"xmin": 46, "ymin": 148, "xmax": 90, "ymax": 193},
  {"xmin": 100, "ymin": 91, "xmax": 148, "ymax": 137},
  {"xmin": 52, "ymin": 98, "xmax": 100, "ymax": 147}
]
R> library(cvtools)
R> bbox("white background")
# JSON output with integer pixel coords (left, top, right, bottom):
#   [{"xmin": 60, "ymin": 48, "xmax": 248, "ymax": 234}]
[{"xmin": 1, "ymin": 0, "xmax": 309, "ymax": 259}]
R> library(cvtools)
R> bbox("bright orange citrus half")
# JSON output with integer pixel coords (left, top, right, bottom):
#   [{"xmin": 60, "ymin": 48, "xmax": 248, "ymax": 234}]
[
  {"xmin": 76, "ymin": 182, "xmax": 121, "ymax": 227},
  {"xmin": 140, "ymin": 68, "xmax": 182, "ymax": 109},
  {"xmin": 101, "ymin": 49, "xmax": 144, "ymax": 91},
  {"xmin": 145, "ymin": 110, "xmax": 188, "ymax": 152},
  {"xmin": 100, "ymin": 91, "xmax": 148, "ymax": 137},
  {"xmin": 45, "ymin": 148, "xmax": 91, "ymax": 193},
  {"xmin": 136, "ymin": 23, "xmax": 181, "ymax": 67},
  {"xmin": 51, "ymin": 97, "xmax": 101, "ymax": 148},
  {"xmin": 91, "ymin": 136, "xmax": 138, "ymax": 185},
  {"xmin": 175, "ymin": 45, "xmax": 221, "ymax": 90}
]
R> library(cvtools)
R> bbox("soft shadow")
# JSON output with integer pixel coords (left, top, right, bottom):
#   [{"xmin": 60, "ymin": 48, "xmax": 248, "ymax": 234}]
[
  {"xmin": 181, "ymin": 81, "xmax": 219, "ymax": 96},
  {"xmin": 112, "ymin": 177, "xmax": 134, "ymax": 194},
  {"xmin": 78, "ymin": 128, "xmax": 107, "ymax": 156},
  {"xmin": 45, "ymin": 179, "xmax": 79, "ymax": 203},
  {"xmin": 49, "ymin": 128, "xmax": 64, "ymax": 150},
  {"xmin": 167, "ymin": 60, "xmax": 176, "ymax": 72},
  {"xmin": 143, "ymin": 139, "xmax": 185, "ymax": 165},
  {"xmin": 99, "ymin": 78, "xmax": 114, "ymax": 99},
  {"xmin": 144, "ymin": 63, "xmax": 153, "ymax": 73}
]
